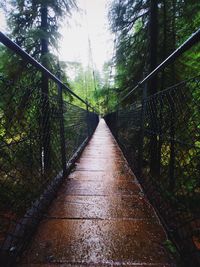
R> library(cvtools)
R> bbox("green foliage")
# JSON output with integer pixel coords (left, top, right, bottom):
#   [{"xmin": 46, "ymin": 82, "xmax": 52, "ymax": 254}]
[
  {"xmin": 7, "ymin": 0, "xmax": 77, "ymax": 55},
  {"xmin": 65, "ymin": 61, "xmax": 105, "ymax": 112},
  {"xmin": 108, "ymin": 2, "xmax": 200, "ymax": 263},
  {"xmin": 0, "ymin": 0, "xmax": 77, "ymax": 217},
  {"xmin": 109, "ymin": 0, "xmax": 149, "ymax": 101},
  {"xmin": 109, "ymin": 0, "xmax": 200, "ymax": 102},
  {"xmin": 163, "ymin": 239, "xmax": 177, "ymax": 255},
  {"xmin": 0, "ymin": 0, "xmax": 77, "ymax": 90}
]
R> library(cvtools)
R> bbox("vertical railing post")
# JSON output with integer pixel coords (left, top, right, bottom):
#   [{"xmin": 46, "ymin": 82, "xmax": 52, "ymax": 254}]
[
  {"xmin": 115, "ymin": 108, "xmax": 119, "ymax": 141},
  {"xmin": 169, "ymin": 98, "xmax": 175, "ymax": 190},
  {"xmin": 157, "ymin": 97, "xmax": 163, "ymax": 177},
  {"xmin": 138, "ymin": 82, "xmax": 147, "ymax": 177},
  {"xmin": 92, "ymin": 107, "xmax": 96, "ymax": 132},
  {"xmin": 57, "ymin": 71, "xmax": 67, "ymax": 176},
  {"xmin": 41, "ymin": 75, "xmax": 51, "ymax": 175},
  {"xmin": 168, "ymin": 60, "xmax": 176, "ymax": 191},
  {"xmin": 149, "ymin": 98, "xmax": 158, "ymax": 177},
  {"xmin": 86, "ymin": 101, "xmax": 90, "ymax": 137}
]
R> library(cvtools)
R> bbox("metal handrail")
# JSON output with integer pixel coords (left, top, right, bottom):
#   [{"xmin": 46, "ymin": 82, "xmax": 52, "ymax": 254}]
[
  {"xmin": 0, "ymin": 31, "xmax": 97, "ymax": 112},
  {"xmin": 120, "ymin": 28, "xmax": 200, "ymax": 103}
]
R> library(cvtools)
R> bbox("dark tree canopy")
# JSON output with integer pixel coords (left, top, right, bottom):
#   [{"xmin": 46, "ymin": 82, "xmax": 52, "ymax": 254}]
[
  {"xmin": 108, "ymin": 0, "xmax": 200, "ymax": 103},
  {"xmin": 8, "ymin": 0, "xmax": 77, "ymax": 57}
]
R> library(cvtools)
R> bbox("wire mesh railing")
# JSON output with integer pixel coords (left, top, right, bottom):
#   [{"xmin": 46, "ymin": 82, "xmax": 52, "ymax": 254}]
[
  {"xmin": 0, "ymin": 33, "xmax": 99, "ymax": 266},
  {"xmin": 105, "ymin": 75, "xmax": 200, "ymax": 266},
  {"xmin": 105, "ymin": 32, "xmax": 200, "ymax": 266}
]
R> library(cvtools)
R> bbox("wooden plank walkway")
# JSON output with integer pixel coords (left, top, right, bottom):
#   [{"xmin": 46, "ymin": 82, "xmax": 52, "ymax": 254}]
[{"xmin": 20, "ymin": 119, "xmax": 174, "ymax": 266}]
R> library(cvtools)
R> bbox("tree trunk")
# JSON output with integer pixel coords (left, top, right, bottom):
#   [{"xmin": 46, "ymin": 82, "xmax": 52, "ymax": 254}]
[{"xmin": 149, "ymin": 0, "xmax": 158, "ymax": 95}]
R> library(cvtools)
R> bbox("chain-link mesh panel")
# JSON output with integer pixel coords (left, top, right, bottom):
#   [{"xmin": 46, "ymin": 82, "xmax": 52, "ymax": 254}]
[
  {"xmin": 0, "ymin": 57, "xmax": 98, "ymax": 264},
  {"xmin": 105, "ymin": 76, "xmax": 200, "ymax": 266}
]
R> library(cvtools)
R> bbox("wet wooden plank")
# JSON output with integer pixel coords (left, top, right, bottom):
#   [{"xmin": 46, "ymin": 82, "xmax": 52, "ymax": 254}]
[
  {"xmin": 20, "ymin": 219, "xmax": 170, "ymax": 265},
  {"xmin": 19, "ymin": 119, "xmax": 175, "ymax": 266},
  {"xmin": 44, "ymin": 195, "xmax": 157, "ymax": 221}
]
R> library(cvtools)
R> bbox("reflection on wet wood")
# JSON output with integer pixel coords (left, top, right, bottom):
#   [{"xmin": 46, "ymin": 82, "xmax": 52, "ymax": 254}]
[{"xmin": 19, "ymin": 119, "xmax": 174, "ymax": 266}]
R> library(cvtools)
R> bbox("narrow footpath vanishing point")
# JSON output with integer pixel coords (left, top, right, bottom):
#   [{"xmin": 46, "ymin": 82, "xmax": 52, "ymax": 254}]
[{"xmin": 19, "ymin": 119, "xmax": 174, "ymax": 266}]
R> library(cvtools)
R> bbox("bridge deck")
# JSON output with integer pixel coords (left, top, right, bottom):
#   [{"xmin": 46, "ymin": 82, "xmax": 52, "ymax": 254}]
[{"xmin": 20, "ymin": 119, "xmax": 173, "ymax": 266}]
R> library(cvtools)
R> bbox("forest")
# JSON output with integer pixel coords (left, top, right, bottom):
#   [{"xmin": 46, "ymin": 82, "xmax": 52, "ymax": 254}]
[
  {"xmin": 1, "ymin": 1, "xmax": 200, "ymax": 110},
  {"xmin": 0, "ymin": 0, "xmax": 200, "ymax": 266}
]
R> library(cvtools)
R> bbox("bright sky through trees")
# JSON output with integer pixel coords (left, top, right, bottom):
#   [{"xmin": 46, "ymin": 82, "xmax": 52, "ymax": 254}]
[
  {"xmin": 59, "ymin": 0, "xmax": 114, "ymax": 72},
  {"xmin": 0, "ymin": 0, "xmax": 114, "ymax": 73}
]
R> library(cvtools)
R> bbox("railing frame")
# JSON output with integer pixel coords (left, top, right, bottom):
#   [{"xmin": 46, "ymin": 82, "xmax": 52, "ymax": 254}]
[
  {"xmin": 0, "ymin": 31, "xmax": 99, "ymax": 266},
  {"xmin": 0, "ymin": 31, "xmax": 97, "ymax": 111},
  {"xmin": 119, "ymin": 28, "xmax": 200, "ymax": 104},
  {"xmin": 105, "ymin": 28, "xmax": 200, "ymax": 266}
]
